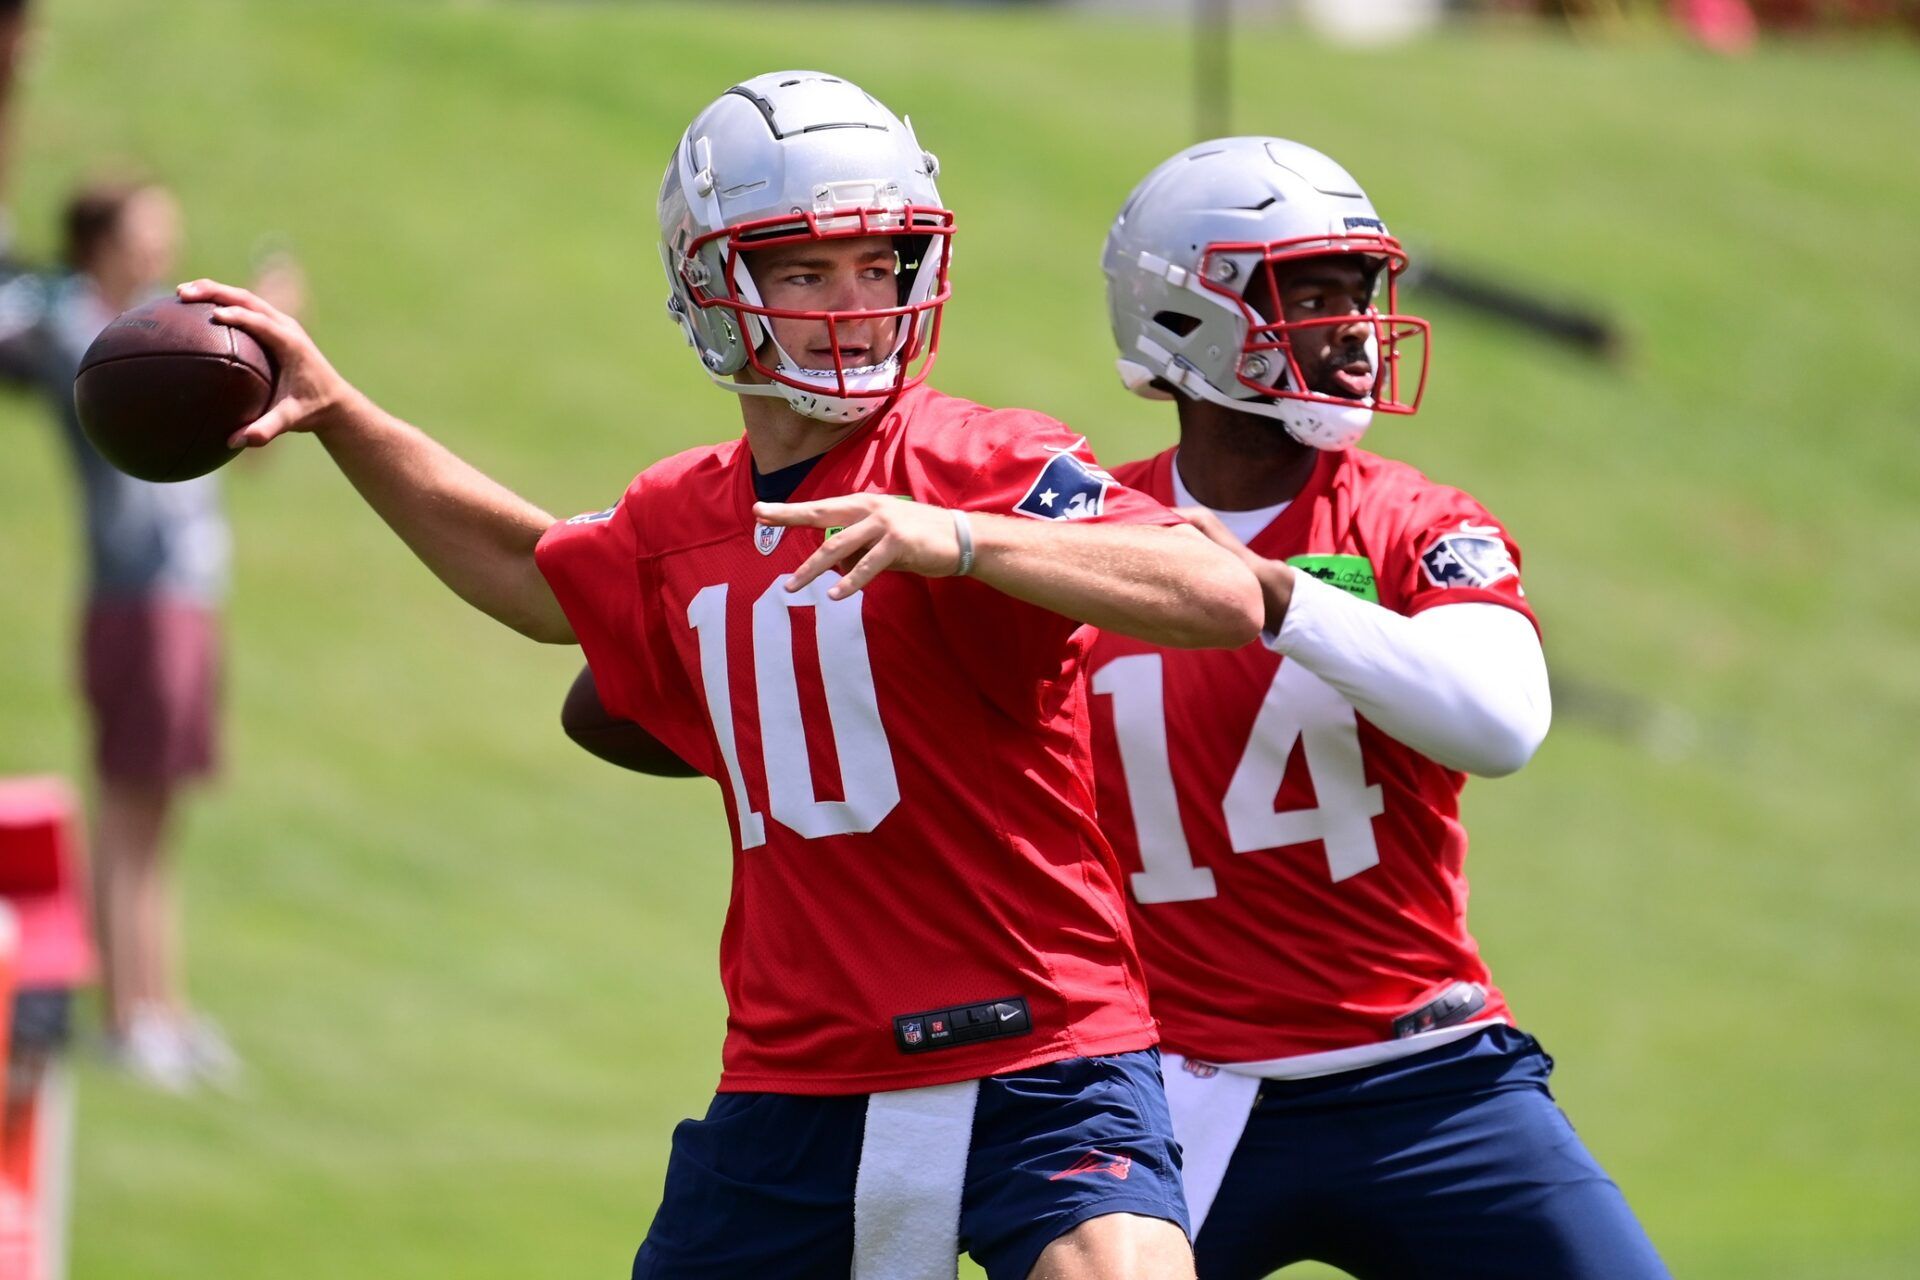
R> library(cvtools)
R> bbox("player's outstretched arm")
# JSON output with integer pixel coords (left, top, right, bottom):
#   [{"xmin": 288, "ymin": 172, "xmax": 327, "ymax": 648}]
[
  {"xmin": 1180, "ymin": 506, "xmax": 1550, "ymax": 776},
  {"xmin": 754, "ymin": 494, "xmax": 1263, "ymax": 650},
  {"xmin": 177, "ymin": 279, "xmax": 574, "ymax": 644}
]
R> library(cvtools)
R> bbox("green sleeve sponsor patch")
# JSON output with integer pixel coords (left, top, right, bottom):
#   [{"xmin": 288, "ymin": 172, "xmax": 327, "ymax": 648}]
[{"xmin": 1286, "ymin": 553, "xmax": 1379, "ymax": 603}]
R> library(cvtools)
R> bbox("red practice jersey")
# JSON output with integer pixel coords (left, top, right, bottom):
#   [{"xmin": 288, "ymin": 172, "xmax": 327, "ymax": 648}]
[
  {"xmin": 537, "ymin": 385, "xmax": 1179, "ymax": 1094},
  {"xmin": 1087, "ymin": 446, "xmax": 1538, "ymax": 1066}
]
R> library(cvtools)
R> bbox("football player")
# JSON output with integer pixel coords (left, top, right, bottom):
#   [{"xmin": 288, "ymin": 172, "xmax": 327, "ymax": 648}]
[
  {"xmin": 1087, "ymin": 138, "xmax": 1670, "ymax": 1279},
  {"xmin": 181, "ymin": 75, "xmax": 1267, "ymax": 1280}
]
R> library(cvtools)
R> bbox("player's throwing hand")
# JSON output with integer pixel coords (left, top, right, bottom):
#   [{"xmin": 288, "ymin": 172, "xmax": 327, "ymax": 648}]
[
  {"xmin": 754, "ymin": 494, "xmax": 965, "ymax": 599},
  {"xmin": 1176, "ymin": 505, "xmax": 1296, "ymax": 633},
  {"xmin": 176, "ymin": 278, "xmax": 357, "ymax": 449}
]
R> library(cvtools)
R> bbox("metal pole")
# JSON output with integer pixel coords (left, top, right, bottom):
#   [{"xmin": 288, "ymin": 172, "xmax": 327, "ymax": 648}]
[{"xmin": 1197, "ymin": 0, "xmax": 1231, "ymax": 140}]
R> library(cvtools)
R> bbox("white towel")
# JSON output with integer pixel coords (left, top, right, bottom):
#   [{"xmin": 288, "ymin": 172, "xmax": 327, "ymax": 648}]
[
  {"xmin": 1160, "ymin": 1053, "xmax": 1262, "ymax": 1233},
  {"xmin": 852, "ymin": 1078, "xmax": 981, "ymax": 1280}
]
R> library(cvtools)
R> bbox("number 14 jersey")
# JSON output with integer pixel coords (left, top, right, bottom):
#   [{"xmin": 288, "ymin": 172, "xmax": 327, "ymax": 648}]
[
  {"xmin": 536, "ymin": 386, "xmax": 1177, "ymax": 1095},
  {"xmin": 1087, "ymin": 446, "xmax": 1538, "ymax": 1068}
]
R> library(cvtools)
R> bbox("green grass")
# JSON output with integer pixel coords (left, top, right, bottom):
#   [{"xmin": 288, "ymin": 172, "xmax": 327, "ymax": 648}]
[{"xmin": 1, "ymin": 3, "xmax": 1916, "ymax": 1277}]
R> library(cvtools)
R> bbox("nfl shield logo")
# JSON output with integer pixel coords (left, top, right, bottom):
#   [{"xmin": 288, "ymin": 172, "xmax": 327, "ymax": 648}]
[
  {"xmin": 754, "ymin": 523, "xmax": 785, "ymax": 556},
  {"xmin": 902, "ymin": 1020, "xmax": 924, "ymax": 1046}
]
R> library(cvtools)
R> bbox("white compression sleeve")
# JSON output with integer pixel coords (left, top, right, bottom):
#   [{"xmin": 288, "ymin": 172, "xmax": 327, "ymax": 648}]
[{"xmin": 1265, "ymin": 572, "xmax": 1551, "ymax": 777}]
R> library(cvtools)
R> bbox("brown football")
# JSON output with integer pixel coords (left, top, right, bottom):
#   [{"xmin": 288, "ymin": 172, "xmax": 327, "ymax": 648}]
[
  {"xmin": 562, "ymin": 664, "xmax": 699, "ymax": 777},
  {"xmin": 73, "ymin": 298, "xmax": 275, "ymax": 483}
]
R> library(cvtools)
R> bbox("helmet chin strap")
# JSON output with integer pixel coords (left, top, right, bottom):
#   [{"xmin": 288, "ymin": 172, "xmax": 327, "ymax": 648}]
[
  {"xmin": 1134, "ymin": 336, "xmax": 1375, "ymax": 451},
  {"xmin": 774, "ymin": 358, "xmax": 902, "ymax": 424},
  {"xmin": 700, "ymin": 362, "xmax": 895, "ymax": 425},
  {"xmin": 1276, "ymin": 392, "xmax": 1374, "ymax": 452},
  {"xmin": 759, "ymin": 335, "xmax": 906, "ymax": 424}
]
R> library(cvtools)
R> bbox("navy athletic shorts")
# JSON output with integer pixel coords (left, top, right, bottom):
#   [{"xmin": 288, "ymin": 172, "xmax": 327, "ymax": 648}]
[
  {"xmin": 632, "ymin": 1048, "xmax": 1189, "ymax": 1280},
  {"xmin": 1196, "ymin": 1025, "xmax": 1670, "ymax": 1279}
]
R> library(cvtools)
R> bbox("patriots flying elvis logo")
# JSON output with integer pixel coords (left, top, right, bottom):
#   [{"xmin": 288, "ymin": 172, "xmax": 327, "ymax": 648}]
[
  {"xmin": 1014, "ymin": 445, "xmax": 1114, "ymax": 521},
  {"xmin": 1420, "ymin": 522, "xmax": 1518, "ymax": 589}
]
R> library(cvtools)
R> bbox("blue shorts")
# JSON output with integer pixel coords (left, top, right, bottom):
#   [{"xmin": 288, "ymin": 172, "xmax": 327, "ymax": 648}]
[
  {"xmin": 1196, "ymin": 1025, "xmax": 1669, "ymax": 1280},
  {"xmin": 632, "ymin": 1049, "xmax": 1188, "ymax": 1280}
]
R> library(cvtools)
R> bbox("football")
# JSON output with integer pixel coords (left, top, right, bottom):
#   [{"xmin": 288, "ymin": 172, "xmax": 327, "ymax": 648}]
[
  {"xmin": 561, "ymin": 665, "xmax": 699, "ymax": 777},
  {"xmin": 73, "ymin": 298, "xmax": 275, "ymax": 483}
]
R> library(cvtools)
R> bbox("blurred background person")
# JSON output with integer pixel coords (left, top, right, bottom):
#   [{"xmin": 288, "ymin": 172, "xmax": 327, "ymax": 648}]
[
  {"xmin": 0, "ymin": 0, "xmax": 29, "ymax": 255},
  {"xmin": 0, "ymin": 176, "xmax": 301, "ymax": 1093}
]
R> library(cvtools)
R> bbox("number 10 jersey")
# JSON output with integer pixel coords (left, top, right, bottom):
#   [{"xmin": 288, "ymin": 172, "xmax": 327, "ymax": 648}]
[
  {"xmin": 1088, "ymin": 446, "xmax": 1538, "ymax": 1068},
  {"xmin": 536, "ymin": 386, "xmax": 1178, "ymax": 1094}
]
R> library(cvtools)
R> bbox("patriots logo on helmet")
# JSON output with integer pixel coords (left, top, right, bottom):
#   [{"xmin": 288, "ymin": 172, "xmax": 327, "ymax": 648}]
[
  {"xmin": 1014, "ymin": 446, "xmax": 1114, "ymax": 521},
  {"xmin": 1420, "ymin": 523, "xmax": 1518, "ymax": 589}
]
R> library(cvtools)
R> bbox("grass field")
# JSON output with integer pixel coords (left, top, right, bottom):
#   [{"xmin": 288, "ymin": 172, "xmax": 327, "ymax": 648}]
[{"xmin": 1, "ymin": 2, "xmax": 1917, "ymax": 1276}]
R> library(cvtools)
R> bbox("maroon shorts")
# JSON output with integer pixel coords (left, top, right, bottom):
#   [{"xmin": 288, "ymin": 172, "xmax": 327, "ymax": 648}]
[{"xmin": 81, "ymin": 598, "xmax": 222, "ymax": 785}]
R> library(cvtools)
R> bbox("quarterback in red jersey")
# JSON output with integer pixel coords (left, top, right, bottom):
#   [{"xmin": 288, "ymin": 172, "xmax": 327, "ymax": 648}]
[
  {"xmin": 540, "ymin": 385, "xmax": 1190, "ymax": 1096},
  {"xmin": 180, "ymin": 74, "xmax": 1261, "ymax": 1280},
  {"xmin": 1089, "ymin": 138, "xmax": 1669, "ymax": 1279}
]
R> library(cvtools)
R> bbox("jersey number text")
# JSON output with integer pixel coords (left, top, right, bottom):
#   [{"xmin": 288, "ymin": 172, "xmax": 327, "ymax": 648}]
[
  {"xmin": 1093, "ymin": 655, "xmax": 1384, "ymax": 902},
  {"xmin": 688, "ymin": 579, "xmax": 900, "ymax": 848}
]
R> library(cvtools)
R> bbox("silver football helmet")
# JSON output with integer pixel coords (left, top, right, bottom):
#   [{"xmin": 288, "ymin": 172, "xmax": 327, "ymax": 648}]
[
  {"xmin": 1102, "ymin": 137, "xmax": 1429, "ymax": 451},
  {"xmin": 658, "ymin": 71, "xmax": 953, "ymax": 424}
]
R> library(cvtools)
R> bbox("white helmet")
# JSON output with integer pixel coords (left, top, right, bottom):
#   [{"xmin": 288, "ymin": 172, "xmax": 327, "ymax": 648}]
[
  {"xmin": 659, "ymin": 71, "xmax": 953, "ymax": 424},
  {"xmin": 1102, "ymin": 137, "xmax": 1429, "ymax": 450}
]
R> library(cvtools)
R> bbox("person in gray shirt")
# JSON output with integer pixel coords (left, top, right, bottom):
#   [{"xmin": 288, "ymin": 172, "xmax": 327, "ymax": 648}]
[{"xmin": 1, "ymin": 177, "xmax": 299, "ymax": 1090}]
